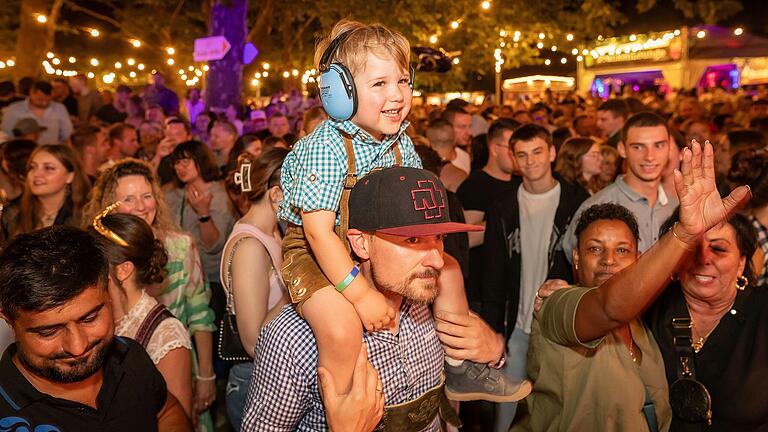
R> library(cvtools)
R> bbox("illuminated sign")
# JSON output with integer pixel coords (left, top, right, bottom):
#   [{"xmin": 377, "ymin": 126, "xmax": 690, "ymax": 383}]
[{"xmin": 585, "ymin": 31, "xmax": 683, "ymax": 68}]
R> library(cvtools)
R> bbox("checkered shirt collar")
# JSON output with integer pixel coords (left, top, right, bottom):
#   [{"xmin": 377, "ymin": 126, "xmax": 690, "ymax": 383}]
[{"xmin": 331, "ymin": 119, "xmax": 411, "ymax": 146}]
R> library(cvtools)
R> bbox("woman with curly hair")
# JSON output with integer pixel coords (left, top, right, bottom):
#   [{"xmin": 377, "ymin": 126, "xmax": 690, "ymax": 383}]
[
  {"xmin": 555, "ymin": 137, "xmax": 603, "ymax": 194},
  {"xmin": 82, "ymin": 158, "xmax": 217, "ymax": 431}
]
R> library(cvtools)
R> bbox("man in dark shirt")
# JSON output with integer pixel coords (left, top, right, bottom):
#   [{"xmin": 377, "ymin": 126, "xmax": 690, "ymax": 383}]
[
  {"xmin": 457, "ymin": 118, "xmax": 520, "ymax": 311},
  {"xmin": 0, "ymin": 226, "xmax": 190, "ymax": 431},
  {"xmin": 94, "ymin": 85, "xmax": 131, "ymax": 125},
  {"xmin": 144, "ymin": 73, "xmax": 179, "ymax": 117}
]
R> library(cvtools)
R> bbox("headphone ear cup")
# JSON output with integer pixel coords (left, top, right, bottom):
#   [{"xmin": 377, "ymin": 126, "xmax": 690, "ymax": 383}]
[{"xmin": 318, "ymin": 63, "xmax": 357, "ymax": 121}]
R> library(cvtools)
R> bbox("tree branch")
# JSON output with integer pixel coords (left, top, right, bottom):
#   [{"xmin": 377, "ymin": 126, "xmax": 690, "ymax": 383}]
[{"xmin": 63, "ymin": 0, "xmax": 122, "ymax": 29}]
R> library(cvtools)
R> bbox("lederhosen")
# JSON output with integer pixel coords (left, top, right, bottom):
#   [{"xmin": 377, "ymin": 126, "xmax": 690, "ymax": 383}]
[
  {"xmin": 280, "ymin": 132, "xmax": 402, "ymax": 314},
  {"xmin": 134, "ymin": 303, "xmax": 175, "ymax": 349}
]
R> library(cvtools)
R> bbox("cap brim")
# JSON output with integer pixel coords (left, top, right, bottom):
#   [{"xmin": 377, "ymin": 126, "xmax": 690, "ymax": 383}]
[{"xmin": 377, "ymin": 222, "xmax": 483, "ymax": 237}]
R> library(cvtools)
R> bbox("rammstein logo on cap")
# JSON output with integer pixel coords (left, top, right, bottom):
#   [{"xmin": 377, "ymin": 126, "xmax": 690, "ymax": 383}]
[{"xmin": 411, "ymin": 180, "xmax": 445, "ymax": 220}]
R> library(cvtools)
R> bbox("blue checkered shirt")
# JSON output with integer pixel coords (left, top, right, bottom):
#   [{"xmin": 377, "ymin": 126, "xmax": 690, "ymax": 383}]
[
  {"xmin": 278, "ymin": 119, "xmax": 422, "ymax": 226},
  {"xmin": 751, "ymin": 215, "xmax": 768, "ymax": 286},
  {"xmin": 240, "ymin": 302, "xmax": 444, "ymax": 431}
]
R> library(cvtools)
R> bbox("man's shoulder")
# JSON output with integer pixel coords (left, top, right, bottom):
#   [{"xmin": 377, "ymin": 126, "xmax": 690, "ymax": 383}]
[{"xmin": 258, "ymin": 306, "xmax": 316, "ymax": 358}]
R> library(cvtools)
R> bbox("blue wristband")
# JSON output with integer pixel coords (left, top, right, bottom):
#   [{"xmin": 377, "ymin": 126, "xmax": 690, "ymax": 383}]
[{"xmin": 335, "ymin": 266, "xmax": 360, "ymax": 293}]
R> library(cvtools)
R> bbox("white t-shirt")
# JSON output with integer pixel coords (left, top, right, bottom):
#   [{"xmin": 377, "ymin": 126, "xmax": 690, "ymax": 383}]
[
  {"xmin": 516, "ymin": 182, "xmax": 561, "ymax": 334},
  {"xmin": 451, "ymin": 147, "xmax": 471, "ymax": 174}
]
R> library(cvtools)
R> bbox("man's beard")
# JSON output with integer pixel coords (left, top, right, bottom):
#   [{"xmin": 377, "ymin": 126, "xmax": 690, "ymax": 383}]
[
  {"xmin": 18, "ymin": 338, "xmax": 111, "ymax": 384},
  {"xmin": 371, "ymin": 265, "xmax": 441, "ymax": 304}
]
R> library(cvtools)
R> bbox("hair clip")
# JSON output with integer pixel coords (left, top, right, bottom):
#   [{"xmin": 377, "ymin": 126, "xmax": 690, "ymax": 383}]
[
  {"xmin": 233, "ymin": 161, "xmax": 252, "ymax": 192},
  {"xmin": 92, "ymin": 202, "xmax": 129, "ymax": 247}
]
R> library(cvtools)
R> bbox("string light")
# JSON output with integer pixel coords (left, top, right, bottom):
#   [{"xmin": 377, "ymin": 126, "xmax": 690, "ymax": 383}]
[
  {"xmin": 167, "ymin": 58, "xmax": 175, "ymax": 65},
  {"xmin": 87, "ymin": 72, "xmax": 95, "ymax": 78},
  {"xmin": 674, "ymin": 29, "xmax": 681, "ymax": 36},
  {"xmin": 544, "ymin": 59, "xmax": 551, "ymax": 65},
  {"xmin": 178, "ymin": 69, "xmax": 184, "ymax": 75},
  {"xmin": 576, "ymin": 55, "xmax": 583, "ymax": 62},
  {"xmin": 536, "ymin": 42, "xmax": 544, "ymax": 49},
  {"xmin": 46, "ymin": 52, "xmax": 54, "ymax": 59},
  {"xmin": 566, "ymin": 33, "xmax": 574, "ymax": 41},
  {"xmin": 131, "ymin": 39, "xmax": 142, "ymax": 48},
  {"xmin": 262, "ymin": 62, "xmax": 270, "ymax": 70},
  {"xmin": 481, "ymin": 1, "xmax": 491, "ymax": 10},
  {"xmin": 52, "ymin": 58, "xmax": 60, "ymax": 65},
  {"xmin": 254, "ymin": 72, "xmax": 262, "ymax": 78},
  {"xmin": 696, "ymin": 30, "xmax": 706, "ymax": 38},
  {"xmin": 451, "ymin": 21, "xmax": 460, "ymax": 29},
  {"xmin": 251, "ymin": 78, "xmax": 259, "ymax": 86},
  {"xmin": 571, "ymin": 48, "xmax": 579, "ymax": 55},
  {"xmin": 551, "ymin": 45, "xmax": 557, "ymax": 52},
  {"xmin": 35, "ymin": 14, "xmax": 47, "ymax": 23},
  {"xmin": 429, "ymin": 34, "xmax": 438, "ymax": 44},
  {"xmin": 166, "ymin": 47, "xmax": 175, "ymax": 55},
  {"xmin": 202, "ymin": 65, "xmax": 209, "ymax": 71},
  {"xmin": 560, "ymin": 57, "xmax": 567, "ymax": 64},
  {"xmin": 188, "ymin": 66, "xmax": 194, "ymax": 71},
  {"xmin": 262, "ymin": 71, "xmax": 268, "ymax": 77},
  {"xmin": 90, "ymin": 58, "xmax": 99, "ymax": 66},
  {"xmin": 195, "ymin": 69, "xmax": 202, "ymax": 77},
  {"xmin": 499, "ymin": 30, "xmax": 507, "ymax": 37},
  {"xmin": 539, "ymin": 33, "xmax": 546, "ymax": 40},
  {"xmin": 282, "ymin": 71, "xmax": 290, "ymax": 78},
  {"xmin": 115, "ymin": 62, "xmax": 122, "ymax": 68},
  {"xmin": 68, "ymin": 56, "xmax": 76, "ymax": 63},
  {"xmin": 127, "ymin": 58, "xmax": 135, "ymax": 66},
  {"xmin": 102, "ymin": 73, "xmax": 115, "ymax": 84},
  {"xmin": 453, "ymin": 57, "xmax": 460, "ymax": 64},
  {"xmin": 137, "ymin": 63, "xmax": 145, "ymax": 70},
  {"xmin": 734, "ymin": 27, "xmax": 744, "ymax": 36},
  {"xmin": 89, "ymin": 29, "xmax": 100, "ymax": 37},
  {"xmin": 292, "ymin": 69, "xmax": 299, "ymax": 76},
  {"xmin": 582, "ymin": 48, "xmax": 589, "ymax": 55},
  {"xmin": 629, "ymin": 34, "xmax": 637, "ymax": 41}
]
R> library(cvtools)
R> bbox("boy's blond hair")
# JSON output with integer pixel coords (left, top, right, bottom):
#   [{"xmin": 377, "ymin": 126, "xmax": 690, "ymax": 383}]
[{"xmin": 314, "ymin": 20, "xmax": 410, "ymax": 77}]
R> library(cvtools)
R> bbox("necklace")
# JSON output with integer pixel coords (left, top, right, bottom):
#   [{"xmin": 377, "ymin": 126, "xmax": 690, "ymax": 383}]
[
  {"xmin": 628, "ymin": 341, "xmax": 638, "ymax": 364},
  {"xmin": 687, "ymin": 300, "xmax": 735, "ymax": 353}
]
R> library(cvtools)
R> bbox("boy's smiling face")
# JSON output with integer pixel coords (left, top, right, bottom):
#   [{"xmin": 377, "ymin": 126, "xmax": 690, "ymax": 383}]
[{"xmin": 351, "ymin": 52, "xmax": 412, "ymax": 141}]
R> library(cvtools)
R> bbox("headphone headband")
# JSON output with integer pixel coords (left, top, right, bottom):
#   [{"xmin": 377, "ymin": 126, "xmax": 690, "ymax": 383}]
[{"xmin": 319, "ymin": 30, "xmax": 354, "ymax": 72}]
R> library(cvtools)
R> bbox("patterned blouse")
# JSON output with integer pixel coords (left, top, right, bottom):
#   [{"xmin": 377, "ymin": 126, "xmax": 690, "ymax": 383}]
[{"xmin": 115, "ymin": 291, "xmax": 192, "ymax": 364}]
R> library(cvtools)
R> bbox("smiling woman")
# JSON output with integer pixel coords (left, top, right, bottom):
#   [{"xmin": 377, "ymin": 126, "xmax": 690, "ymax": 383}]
[{"xmin": 1, "ymin": 144, "xmax": 90, "ymax": 244}]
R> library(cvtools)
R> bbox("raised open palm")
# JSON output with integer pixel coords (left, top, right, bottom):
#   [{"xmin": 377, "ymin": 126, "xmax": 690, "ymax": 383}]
[{"xmin": 673, "ymin": 140, "xmax": 751, "ymax": 243}]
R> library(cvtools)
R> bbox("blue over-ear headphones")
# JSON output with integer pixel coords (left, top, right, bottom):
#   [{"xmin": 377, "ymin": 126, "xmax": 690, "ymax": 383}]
[{"xmin": 318, "ymin": 31, "xmax": 415, "ymax": 121}]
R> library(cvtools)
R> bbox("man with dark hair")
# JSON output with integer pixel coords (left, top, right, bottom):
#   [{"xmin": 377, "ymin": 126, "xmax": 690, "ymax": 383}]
[
  {"xmin": 71, "ymin": 125, "xmax": 110, "ymax": 181},
  {"xmin": 482, "ymin": 123, "xmax": 589, "ymax": 431},
  {"xmin": 94, "ymin": 85, "xmax": 132, "ymax": 124},
  {"xmin": 144, "ymin": 72, "xmax": 179, "ymax": 117},
  {"xmin": 209, "ymin": 120, "xmax": 238, "ymax": 173},
  {"xmin": 1, "ymin": 81, "xmax": 72, "ymax": 145},
  {"xmin": 0, "ymin": 226, "xmax": 190, "ymax": 430},
  {"xmin": 562, "ymin": 111, "xmax": 677, "ymax": 259},
  {"xmin": 457, "ymin": 118, "xmax": 520, "ymax": 310},
  {"xmin": 69, "ymin": 74, "xmax": 103, "ymax": 126},
  {"xmin": 442, "ymin": 107, "xmax": 473, "ymax": 150},
  {"xmin": 572, "ymin": 114, "xmax": 597, "ymax": 137},
  {"xmin": 107, "ymin": 123, "xmax": 140, "ymax": 161},
  {"xmin": 530, "ymin": 103, "xmax": 555, "ymax": 132},
  {"xmin": 0, "ymin": 81, "xmax": 23, "ymax": 110},
  {"xmin": 512, "ymin": 110, "xmax": 532, "ymax": 124},
  {"xmin": 51, "ymin": 78, "xmax": 77, "ymax": 116},
  {"xmin": 152, "ymin": 118, "xmax": 193, "ymax": 185},
  {"xmin": 596, "ymin": 99, "xmax": 629, "ymax": 147},
  {"xmin": 426, "ymin": 119, "xmax": 468, "ymax": 191},
  {"xmin": 266, "ymin": 112, "xmax": 296, "ymax": 145}
]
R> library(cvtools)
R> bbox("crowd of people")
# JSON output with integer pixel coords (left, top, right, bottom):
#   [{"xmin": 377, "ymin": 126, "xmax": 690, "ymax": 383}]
[{"xmin": 1, "ymin": 18, "xmax": 768, "ymax": 432}]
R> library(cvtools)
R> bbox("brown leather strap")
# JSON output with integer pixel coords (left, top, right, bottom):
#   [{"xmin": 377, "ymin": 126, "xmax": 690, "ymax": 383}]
[
  {"xmin": 393, "ymin": 143, "xmax": 402, "ymax": 166},
  {"xmin": 135, "ymin": 303, "xmax": 175, "ymax": 349},
  {"xmin": 339, "ymin": 133, "xmax": 357, "ymax": 245}
]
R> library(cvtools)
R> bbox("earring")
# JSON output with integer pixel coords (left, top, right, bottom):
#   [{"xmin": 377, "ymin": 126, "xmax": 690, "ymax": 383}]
[
  {"xmin": 736, "ymin": 275, "xmax": 749, "ymax": 291},
  {"xmin": 574, "ymin": 262, "xmax": 578, "ymax": 270}
]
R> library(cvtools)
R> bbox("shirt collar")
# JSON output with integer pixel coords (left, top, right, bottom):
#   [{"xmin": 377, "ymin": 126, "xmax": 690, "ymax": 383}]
[
  {"xmin": 614, "ymin": 175, "xmax": 669, "ymax": 205},
  {"xmin": 0, "ymin": 338, "xmax": 130, "ymax": 411},
  {"xmin": 331, "ymin": 119, "xmax": 410, "ymax": 145}
]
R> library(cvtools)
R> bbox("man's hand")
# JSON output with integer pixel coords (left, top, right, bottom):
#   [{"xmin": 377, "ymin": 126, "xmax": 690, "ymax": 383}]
[
  {"xmin": 319, "ymin": 345, "xmax": 384, "ymax": 432},
  {"xmin": 434, "ymin": 310, "xmax": 504, "ymax": 365}
]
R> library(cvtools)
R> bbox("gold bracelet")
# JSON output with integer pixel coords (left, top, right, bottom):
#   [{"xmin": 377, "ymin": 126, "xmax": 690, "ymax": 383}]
[{"xmin": 671, "ymin": 222, "xmax": 695, "ymax": 251}]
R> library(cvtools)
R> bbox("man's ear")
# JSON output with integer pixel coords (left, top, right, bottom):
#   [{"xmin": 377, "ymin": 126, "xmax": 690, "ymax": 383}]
[
  {"xmin": 347, "ymin": 228, "xmax": 371, "ymax": 260},
  {"xmin": 115, "ymin": 261, "xmax": 135, "ymax": 283},
  {"xmin": 617, "ymin": 141, "xmax": 627, "ymax": 159},
  {"xmin": 549, "ymin": 145, "xmax": 557, "ymax": 163}
]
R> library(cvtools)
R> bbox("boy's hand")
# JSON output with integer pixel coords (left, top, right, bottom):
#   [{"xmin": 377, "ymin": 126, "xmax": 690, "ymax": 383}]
[{"xmin": 352, "ymin": 288, "xmax": 396, "ymax": 332}]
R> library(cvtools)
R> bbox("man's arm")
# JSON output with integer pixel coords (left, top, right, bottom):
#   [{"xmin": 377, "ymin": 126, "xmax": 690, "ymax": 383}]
[{"xmin": 157, "ymin": 392, "xmax": 193, "ymax": 432}]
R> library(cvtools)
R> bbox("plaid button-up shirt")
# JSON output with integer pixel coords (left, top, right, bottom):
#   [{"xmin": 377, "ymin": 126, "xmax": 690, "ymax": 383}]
[
  {"xmin": 278, "ymin": 119, "xmax": 422, "ymax": 226},
  {"xmin": 240, "ymin": 302, "xmax": 444, "ymax": 431}
]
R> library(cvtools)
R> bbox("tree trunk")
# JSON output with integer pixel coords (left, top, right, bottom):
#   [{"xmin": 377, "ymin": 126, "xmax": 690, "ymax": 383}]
[
  {"xmin": 14, "ymin": 0, "xmax": 63, "ymax": 81},
  {"xmin": 205, "ymin": 0, "xmax": 247, "ymax": 112}
]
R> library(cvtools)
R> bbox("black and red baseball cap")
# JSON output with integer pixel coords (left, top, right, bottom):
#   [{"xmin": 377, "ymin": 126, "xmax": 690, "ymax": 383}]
[{"xmin": 348, "ymin": 167, "xmax": 483, "ymax": 237}]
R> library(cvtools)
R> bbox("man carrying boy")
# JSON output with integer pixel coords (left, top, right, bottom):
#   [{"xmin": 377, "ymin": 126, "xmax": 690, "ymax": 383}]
[{"xmin": 277, "ymin": 19, "xmax": 524, "ymax": 408}]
